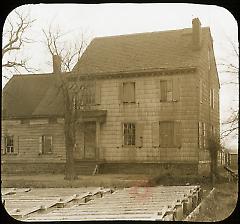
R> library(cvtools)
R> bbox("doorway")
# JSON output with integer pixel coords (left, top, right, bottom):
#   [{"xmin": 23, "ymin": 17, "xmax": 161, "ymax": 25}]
[{"xmin": 83, "ymin": 121, "xmax": 96, "ymax": 160}]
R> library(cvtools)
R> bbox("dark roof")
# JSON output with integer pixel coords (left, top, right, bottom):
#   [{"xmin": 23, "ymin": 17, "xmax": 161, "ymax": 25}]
[
  {"xmin": 2, "ymin": 74, "xmax": 65, "ymax": 119},
  {"xmin": 73, "ymin": 27, "xmax": 211, "ymax": 75}
]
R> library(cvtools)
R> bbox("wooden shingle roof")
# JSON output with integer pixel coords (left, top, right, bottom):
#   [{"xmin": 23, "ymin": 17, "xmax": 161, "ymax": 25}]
[
  {"xmin": 73, "ymin": 27, "xmax": 211, "ymax": 75},
  {"xmin": 2, "ymin": 74, "xmax": 65, "ymax": 119}
]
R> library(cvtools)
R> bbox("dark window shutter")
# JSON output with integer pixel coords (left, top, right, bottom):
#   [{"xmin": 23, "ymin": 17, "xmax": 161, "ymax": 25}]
[
  {"xmin": 152, "ymin": 122, "xmax": 159, "ymax": 147},
  {"xmin": 136, "ymin": 123, "xmax": 144, "ymax": 147},
  {"xmin": 174, "ymin": 121, "xmax": 182, "ymax": 148},
  {"xmin": 95, "ymin": 82, "xmax": 101, "ymax": 105},
  {"xmin": 160, "ymin": 80, "xmax": 167, "ymax": 102},
  {"xmin": 123, "ymin": 82, "xmax": 135, "ymax": 103},
  {"xmin": 119, "ymin": 82, "xmax": 123, "ymax": 103},
  {"xmin": 173, "ymin": 78, "xmax": 180, "ymax": 102},
  {"xmin": 129, "ymin": 82, "xmax": 135, "ymax": 102}
]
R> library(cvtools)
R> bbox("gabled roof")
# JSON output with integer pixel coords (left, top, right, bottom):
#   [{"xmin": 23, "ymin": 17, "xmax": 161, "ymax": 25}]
[
  {"xmin": 2, "ymin": 74, "xmax": 65, "ymax": 119},
  {"xmin": 73, "ymin": 27, "xmax": 211, "ymax": 75}
]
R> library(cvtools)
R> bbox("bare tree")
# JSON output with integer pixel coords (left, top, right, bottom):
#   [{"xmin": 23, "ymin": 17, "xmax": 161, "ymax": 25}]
[
  {"xmin": 218, "ymin": 39, "xmax": 239, "ymax": 141},
  {"xmin": 42, "ymin": 25, "xmax": 91, "ymax": 180},
  {"xmin": 2, "ymin": 9, "xmax": 36, "ymax": 78}
]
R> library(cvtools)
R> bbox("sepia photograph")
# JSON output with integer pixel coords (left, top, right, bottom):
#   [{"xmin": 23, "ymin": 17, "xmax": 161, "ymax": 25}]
[{"xmin": 1, "ymin": 3, "xmax": 238, "ymax": 222}]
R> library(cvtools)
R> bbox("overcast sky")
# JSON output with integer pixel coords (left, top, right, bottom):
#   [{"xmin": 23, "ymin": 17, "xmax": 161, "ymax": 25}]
[{"xmin": 2, "ymin": 3, "xmax": 239, "ymax": 149}]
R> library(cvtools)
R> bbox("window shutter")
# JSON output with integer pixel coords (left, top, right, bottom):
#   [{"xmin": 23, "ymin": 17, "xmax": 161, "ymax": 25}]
[
  {"xmin": 95, "ymin": 82, "xmax": 101, "ymax": 105},
  {"xmin": 212, "ymin": 89, "xmax": 215, "ymax": 109},
  {"xmin": 173, "ymin": 78, "xmax": 180, "ymax": 102},
  {"xmin": 174, "ymin": 121, "xmax": 182, "ymax": 148},
  {"xmin": 167, "ymin": 80, "xmax": 173, "ymax": 101},
  {"xmin": 121, "ymin": 122, "xmax": 124, "ymax": 146},
  {"xmin": 119, "ymin": 82, "xmax": 123, "ymax": 104},
  {"xmin": 39, "ymin": 136, "xmax": 43, "ymax": 154},
  {"xmin": 136, "ymin": 123, "xmax": 144, "ymax": 147},
  {"xmin": 199, "ymin": 79, "xmax": 203, "ymax": 103},
  {"xmin": 160, "ymin": 80, "xmax": 167, "ymax": 102},
  {"xmin": 152, "ymin": 122, "xmax": 159, "ymax": 147},
  {"xmin": 129, "ymin": 82, "xmax": 135, "ymax": 103}
]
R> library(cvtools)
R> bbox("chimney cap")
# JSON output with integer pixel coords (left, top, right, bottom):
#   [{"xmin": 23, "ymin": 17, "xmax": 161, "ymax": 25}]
[{"xmin": 192, "ymin": 17, "xmax": 201, "ymax": 25}]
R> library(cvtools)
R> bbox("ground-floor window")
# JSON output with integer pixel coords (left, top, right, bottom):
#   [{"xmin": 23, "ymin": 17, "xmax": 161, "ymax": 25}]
[
  {"xmin": 198, "ymin": 122, "xmax": 206, "ymax": 149},
  {"xmin": 152, "ymin": 121, "xmax": 181, "ymax": 148},
  {"xmin": 40, "ymin": 135, "xmax": 53, "ymax": 154},
  {"xmin": 4, "ymin": 136, "xmax": 15, "ymax": 154},
  {"xmin": 123, "ymin": 123, "xmax": 135, "ymax": 146}
]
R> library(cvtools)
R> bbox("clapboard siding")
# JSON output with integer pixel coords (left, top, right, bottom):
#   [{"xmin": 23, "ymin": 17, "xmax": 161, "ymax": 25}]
[{"xmin": 1, "ymin": 119, "xmax": 66, "ymax": 163}]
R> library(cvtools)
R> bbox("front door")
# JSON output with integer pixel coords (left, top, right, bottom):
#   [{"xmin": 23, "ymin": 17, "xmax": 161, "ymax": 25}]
[{"xmin": 84, "ymin": 121, "xmax": 96, "ymax": 160}]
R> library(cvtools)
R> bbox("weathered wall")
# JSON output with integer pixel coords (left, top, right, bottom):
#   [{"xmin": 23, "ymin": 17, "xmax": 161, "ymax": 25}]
[
  {"xmin": 198, "ymin": 31, "xmax": 220, "ymax": 163},
  {"xmin": 1, "ymin": 118, "xmax": 66, "ymax": 168},
  {"xmin": 90, "ymin": 72, "xmax": 200, "ymax": 163}
]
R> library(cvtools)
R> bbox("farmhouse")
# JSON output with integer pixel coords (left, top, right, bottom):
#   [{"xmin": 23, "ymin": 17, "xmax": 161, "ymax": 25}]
[{"xmin": 1, "ymin": 18, "xmax": 220, "ymax": 176}]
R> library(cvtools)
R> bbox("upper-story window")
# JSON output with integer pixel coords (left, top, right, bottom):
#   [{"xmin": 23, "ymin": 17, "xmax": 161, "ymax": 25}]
[
  {"xmin": 123, "ymin": 82, "xmax": 135, "ymax": 103},
  {"xmin": 159, "ymin": 78, "xmax": 180, "ymax": 102},
  {"xmin": 72, "ymin": 81, "xmax": 101, "ymax": 109},
  {"xmin": 210, "ymin": 88, "xmax": 215, "ymax": 109},
  {"xmin": 160, "ymin": 80, "xmax": 172, "ymax": 102}
]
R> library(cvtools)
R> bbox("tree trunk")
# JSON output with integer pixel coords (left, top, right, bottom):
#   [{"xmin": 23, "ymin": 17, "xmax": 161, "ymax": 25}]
[{"xmin": 64, "ymin": 104, "xmax": 77, "ymax": 180}]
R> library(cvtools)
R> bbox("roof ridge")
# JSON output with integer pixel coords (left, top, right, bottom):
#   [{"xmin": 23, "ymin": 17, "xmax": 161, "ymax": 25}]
[{"xmin": 93, "ymin": 26, "xmax": 210, "ymax": 40}]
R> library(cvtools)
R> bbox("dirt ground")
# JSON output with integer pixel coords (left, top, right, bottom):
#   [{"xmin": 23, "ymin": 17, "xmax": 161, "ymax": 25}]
[{"xmin": 1, "ymin": 173, "xmax": 150, "ymax": 188}]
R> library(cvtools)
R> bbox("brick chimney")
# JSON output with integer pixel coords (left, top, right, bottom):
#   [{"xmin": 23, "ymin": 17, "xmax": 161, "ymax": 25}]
[
  {"xmin": 52, "ymin": 55, "xmax": 62, "ymax": 74},
  {"xmin": 192, "ymin": 18, "xmax": 202, "ymax": 50}
]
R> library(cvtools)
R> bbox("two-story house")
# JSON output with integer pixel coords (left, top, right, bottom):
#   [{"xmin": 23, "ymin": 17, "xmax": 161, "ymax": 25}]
[{"xmin": 1, "ymin": 18, "xmax": 220, "ymax": 176}]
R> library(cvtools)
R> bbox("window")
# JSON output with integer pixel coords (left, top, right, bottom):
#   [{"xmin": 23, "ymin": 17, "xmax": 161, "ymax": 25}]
[
  {"xmin": 210, "ymin": 89, "xmax": 215, "ymax": 109},
  {"xmin": 123, "ymin": 82, "xmax": 135, "ymax": 103},
  {"xmin": 39, "ymin": 136, "xmax": 53, "ymax": 154},
  {"xmin": 159, "ymin": 79, "xmax": 180, "ymax": 102},
  {"xmin": 73, "ymin": 81, "xmax": 96, "ymax": 109},
  {"xmin": 4, "ymin": 136, "xmax": 15, "ymax": 154},
  {"xmin": 152, "ymin": 121, "xmax": 181, "ymax": 148},
  {"xmin": 159, "ymin": 121, "xmax": 175, "ymax": 147},
  {"xmin": 198, "ymin": 122, "xmax": 206, "ymax": 149},
  {"xmin": 160, "ymin": 80, "xmax": 172, "ymax": 102},
  {"xmin": 123, "ymin": 123, "xmax": 135, "ymax": 146}
]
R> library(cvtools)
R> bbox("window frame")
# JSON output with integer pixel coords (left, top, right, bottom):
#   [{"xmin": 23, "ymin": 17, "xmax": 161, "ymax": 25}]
[
  {"xmin": 40, "ymin": 135, "xmax": 53, "ymax": 154},
  {"xmin": 4, "ymin": 135, "xmax": 15, "ymax": 154},
  {"xmin": 122, "ymin": 81, "xmax": 136, "ymax": 103},
  {"xmin": 159, "ymin": 121, "xmax": 175, "ymax": 148},
  {"xmin": 123, "ymin": 123, "xmax": 136, "ymax": 146},
  {"xmin": 160, "ymin": 79, "xmax": 173, "ymax": 102}
]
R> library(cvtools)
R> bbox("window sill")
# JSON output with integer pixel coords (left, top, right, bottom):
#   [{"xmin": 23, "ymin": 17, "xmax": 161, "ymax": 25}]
[
  {"xmin": 1, "ymin": 153, "xmax": 18, "ymax": 156},
  {"xmin": 122, "ymin": 145, "xmax": 136, "ymax": 148},
  {"xmin": 38, "ymin": 152, "xmax": 53, "ymax": 155},
  {"xmin": 160, "ymin": 100, "xmax": 178, "ymax": 103}
]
